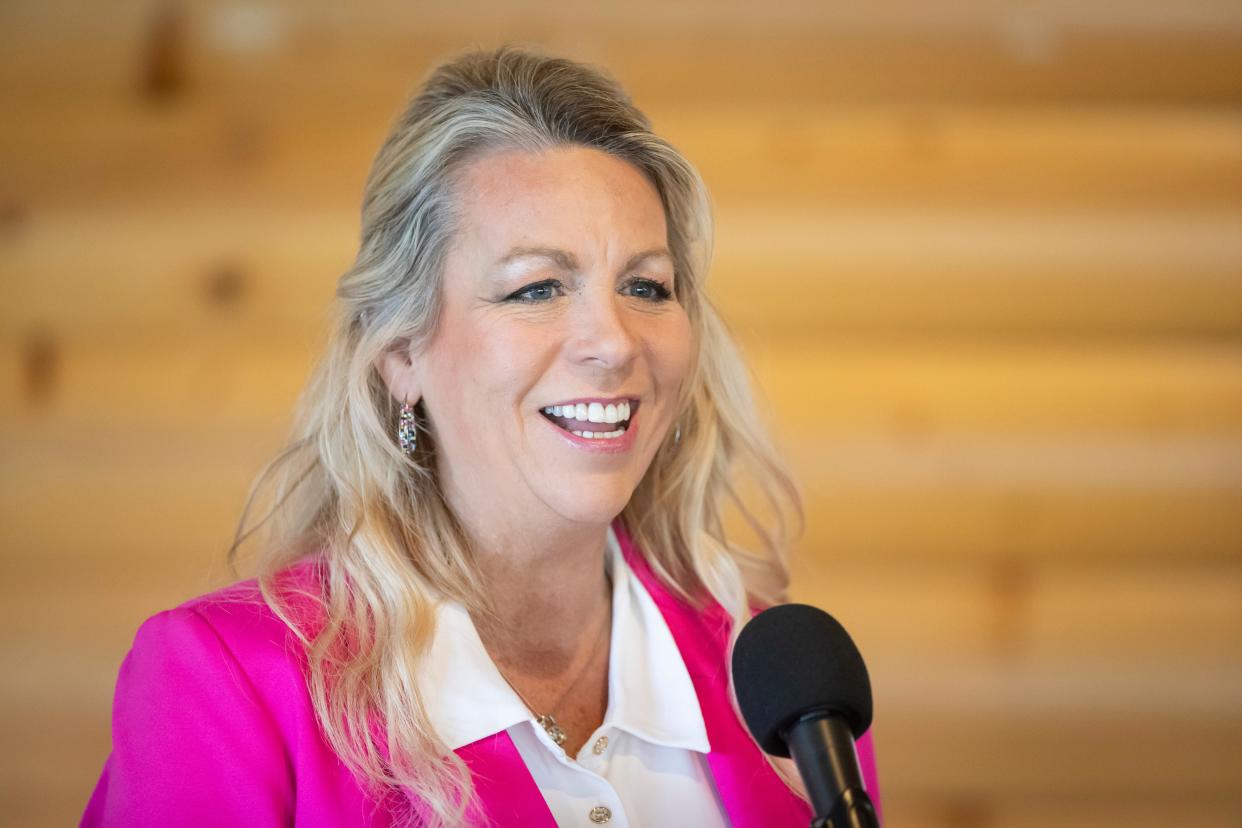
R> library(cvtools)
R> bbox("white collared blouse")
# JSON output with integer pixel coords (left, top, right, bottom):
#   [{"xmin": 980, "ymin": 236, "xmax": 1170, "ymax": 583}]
[{"xmin": 419, "ymin": 527, "xmax": 730, "ymax": 827}]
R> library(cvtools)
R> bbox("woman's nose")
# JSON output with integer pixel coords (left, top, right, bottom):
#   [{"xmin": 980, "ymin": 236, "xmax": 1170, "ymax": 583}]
[{"xmin": 569, "ymin": 291, "xmax": 638, "ymax": 372}]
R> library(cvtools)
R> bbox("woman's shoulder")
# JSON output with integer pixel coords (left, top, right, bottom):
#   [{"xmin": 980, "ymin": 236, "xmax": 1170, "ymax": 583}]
[
  {"xmin": 125, "ymin": 558, "xmax": 326, "ymax": 709},
  {"xmin": 175, "ymin": 557, "xmax": 323, "ymax": 635},
  {"xmin": 84, "ymin": 558, "xmax": 372, "ymax": 826},
  {"xmin": 103, "ymin": 559, "xmax": 326, "ymax": 771}
]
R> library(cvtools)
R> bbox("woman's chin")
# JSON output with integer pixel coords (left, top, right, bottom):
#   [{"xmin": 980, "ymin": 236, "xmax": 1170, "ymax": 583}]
[{"xmin": 542, "ymin": 486, "xmax": 635, "ymax": 529}]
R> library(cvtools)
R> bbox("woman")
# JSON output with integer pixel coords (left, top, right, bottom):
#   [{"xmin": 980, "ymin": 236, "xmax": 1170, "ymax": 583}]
[{"xmin": 82, "ymin": 45, "xmax": 879, "ymax": 827}]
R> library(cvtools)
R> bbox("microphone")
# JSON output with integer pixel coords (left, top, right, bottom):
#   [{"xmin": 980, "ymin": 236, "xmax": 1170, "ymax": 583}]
[{"xmin": 732, "ymin": 604, "xmax": 879, "ymax": 828}]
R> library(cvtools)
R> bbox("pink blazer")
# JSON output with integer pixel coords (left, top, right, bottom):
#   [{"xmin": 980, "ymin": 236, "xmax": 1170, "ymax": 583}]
[{"xmin": 83, "ymin": 522, "xmax": 881, "ymax": 826}]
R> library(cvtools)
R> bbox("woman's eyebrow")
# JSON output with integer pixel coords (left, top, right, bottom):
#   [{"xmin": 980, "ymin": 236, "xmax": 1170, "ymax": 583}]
[
  {"xmin": 622, "ymin": 248, "xmax": 675, "ymax": 272},
  {"xmin": 491, "ymin": 246, "xmax": 673, "ymax": 273},
  {"xmin": 493, "ymin": 246, "xmax": 579, "ymax": 272}
]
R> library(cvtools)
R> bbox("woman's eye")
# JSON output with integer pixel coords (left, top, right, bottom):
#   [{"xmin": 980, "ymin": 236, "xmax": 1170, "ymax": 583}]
[
  {"xmin": 505, "ymin": 277, "xmax": 672, "ymax": 304},
  {"xmin": 623, "ymin": 278, "xmax": 673, "ymax": 302},
  {"xmin": 507, "ymin": 280, "xmax": 562, "ymax": 303}
]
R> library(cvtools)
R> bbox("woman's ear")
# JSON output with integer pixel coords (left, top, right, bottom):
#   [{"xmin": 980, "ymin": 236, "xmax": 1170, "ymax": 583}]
[{"xmin": 374, "ymin": 338, "xmax": 422, "ymax": 405}]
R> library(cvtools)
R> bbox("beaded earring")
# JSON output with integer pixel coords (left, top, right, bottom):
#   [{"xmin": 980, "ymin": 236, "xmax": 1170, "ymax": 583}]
[{"xmin": 398, "ymin": 399, "xmax": 417, "ymax": 456}]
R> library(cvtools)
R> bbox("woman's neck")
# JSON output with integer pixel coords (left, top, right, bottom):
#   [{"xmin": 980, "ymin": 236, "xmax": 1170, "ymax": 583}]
[
  {"xmin": 462, "ymin": 514, "xmax": 613, "ymax": 664},
  {"xmin": 451, "ymin": 504, "xmax": 616, "ymax": 755}
]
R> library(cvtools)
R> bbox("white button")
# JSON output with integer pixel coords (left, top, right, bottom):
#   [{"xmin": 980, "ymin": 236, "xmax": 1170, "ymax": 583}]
[
  {"xmin": 592, "ymin": 735, "xmax": 609, "ymax": 755},
  {"xmin": 589, "ymin": 805, "xmax": 612, "ymax": 823}
]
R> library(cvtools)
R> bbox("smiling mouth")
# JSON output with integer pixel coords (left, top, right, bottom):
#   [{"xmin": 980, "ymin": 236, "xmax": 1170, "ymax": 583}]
[{"xmin": 540, "ymin": 400, "xmax": 638, "ymax": 440}]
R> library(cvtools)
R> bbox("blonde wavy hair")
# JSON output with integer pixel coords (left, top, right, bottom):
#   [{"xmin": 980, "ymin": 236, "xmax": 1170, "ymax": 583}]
[{"xmin": 230, "ymin": 44, "xmax": 802, "ymax": 826}]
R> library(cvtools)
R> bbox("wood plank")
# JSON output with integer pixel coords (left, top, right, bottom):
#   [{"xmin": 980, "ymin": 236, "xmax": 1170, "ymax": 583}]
[
  {"xmin": 789, "ymin": 563, "xmax": 1242, "ymax": 670},
  {"xmin": 5, "ymin": 96, "xmax": 1241, "ymax": 211},
  {"xmin": 0, "ymin": 207, "xmax": 353, "ymax": 338},
  {"xmin": 11, "ymin": 0, "xmax": 1242, "ymax": 36},
  {"xmin": 4, "ymin": 17, "xmax": 1242, "ymax": 105},
  {"xmin": 709, "ymin": 207, "xmax": 1242, "ymax": 340},
  {"xmin": 882, "ymin": 795, "xmax": 1242, "ymax": 828},
  {"xmin": 877, "ymin": 708, "xmax": 1242, "ymax": 797},
  {"xmin": 4, "ymin": 206, "xmax": 1241, "ymax": 340},
  {"xmin": 0, "ymin": 337, "xmax": 317, "ymax": 425},
  {"xmin": 747, "ymin": 341, "xmax": 1242, "ymax": 434},
  {"xmin": 0, "ymin": 428, "xmax": 285, "ymax": 574},
  {"xmin": 660, "ymin": 105, "xmax": 1242, "ymax": 210},
  {"xmin": 785, "ymin": 487, "xmax": 1242, "ymax": 565}
]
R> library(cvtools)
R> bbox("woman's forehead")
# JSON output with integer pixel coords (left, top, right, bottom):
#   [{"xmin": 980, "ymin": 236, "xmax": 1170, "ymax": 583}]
[{"xmin": 450, "ymin": 146, "xmax": 669, "ymax": 265}]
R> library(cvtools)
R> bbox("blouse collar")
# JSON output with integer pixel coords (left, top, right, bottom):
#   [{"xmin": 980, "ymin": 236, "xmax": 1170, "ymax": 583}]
[{"xmin": 420, "ymin": 525, "xmax": 710, "ymax": 755}]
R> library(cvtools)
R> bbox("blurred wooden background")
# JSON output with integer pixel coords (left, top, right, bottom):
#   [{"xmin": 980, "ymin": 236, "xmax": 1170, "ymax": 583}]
[{"xmin": 2, "ymin": 1, "xmax": 1241, "ymax": 825}]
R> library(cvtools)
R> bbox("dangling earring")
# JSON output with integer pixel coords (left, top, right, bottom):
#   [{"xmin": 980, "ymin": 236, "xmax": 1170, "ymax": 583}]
[
  {"xmin": 398, "ymin": 399, "xmax": 417, "ymax": 456},
  {"xmin": 673, "ymin": 423, "xmax": 682, "ymax": 446}
]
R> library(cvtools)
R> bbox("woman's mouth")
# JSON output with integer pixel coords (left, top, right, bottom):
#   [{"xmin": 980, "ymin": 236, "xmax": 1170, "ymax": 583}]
[{"xmin": 540, "ymin": 399, "xmax": 637, "ymax": 441}]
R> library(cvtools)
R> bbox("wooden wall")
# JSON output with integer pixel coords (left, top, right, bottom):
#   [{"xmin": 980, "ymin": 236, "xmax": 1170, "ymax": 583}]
[{"xmin": 2, "ymin": 2, "xmax": 1240, "ymax": 825}]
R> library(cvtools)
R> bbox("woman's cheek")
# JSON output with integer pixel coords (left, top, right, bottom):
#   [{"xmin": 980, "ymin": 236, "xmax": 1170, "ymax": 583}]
[{"xmin": 661, "ymin": 312, "xmax": 694, "ymax": 386}]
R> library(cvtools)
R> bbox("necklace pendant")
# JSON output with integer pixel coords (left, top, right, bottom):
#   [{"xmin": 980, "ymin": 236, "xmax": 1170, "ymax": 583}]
[{"xmin": 537, "ymin": 714, "xmax": 567, "ymax": 747}]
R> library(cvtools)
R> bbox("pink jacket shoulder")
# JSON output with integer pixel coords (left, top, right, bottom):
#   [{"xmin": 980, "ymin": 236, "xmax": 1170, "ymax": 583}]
[{"xmin": 81, "ymin": 565, "xmax": 389, "ymax": 828}]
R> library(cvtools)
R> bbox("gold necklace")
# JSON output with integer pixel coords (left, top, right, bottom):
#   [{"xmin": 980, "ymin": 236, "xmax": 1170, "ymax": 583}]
[{"xmin": 495, "ymin": 598, "xmax": 612, "ymax": 748}]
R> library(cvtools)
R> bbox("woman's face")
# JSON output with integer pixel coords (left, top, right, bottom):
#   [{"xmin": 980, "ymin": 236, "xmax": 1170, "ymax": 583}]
[{"xmin": 391, "ymin": 145, "xmax": 693, "ymax": 535}]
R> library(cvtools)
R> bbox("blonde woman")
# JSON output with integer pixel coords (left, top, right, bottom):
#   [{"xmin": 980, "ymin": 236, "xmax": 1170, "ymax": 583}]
[{"xmin": 82, "ymin": 45, "xmax": 880, "ymax": 827}]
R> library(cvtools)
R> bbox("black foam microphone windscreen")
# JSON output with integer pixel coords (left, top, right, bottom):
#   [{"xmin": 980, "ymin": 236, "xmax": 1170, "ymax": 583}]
[{"xmin": 732, "ymin": 603, "xmax": 873, "ymax": 757}]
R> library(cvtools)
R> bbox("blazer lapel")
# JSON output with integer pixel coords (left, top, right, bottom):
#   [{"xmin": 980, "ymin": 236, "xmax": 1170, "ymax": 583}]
[
  {"xmin": 453, "ymin": 731, "xmax": 558, "ymax": 828},
  {"xmin": 613, "ymin": 521, "xmax": 812, "ymax": 828}
]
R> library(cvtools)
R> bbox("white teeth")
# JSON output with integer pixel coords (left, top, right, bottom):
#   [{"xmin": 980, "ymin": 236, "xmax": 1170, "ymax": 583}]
[
  {"xmin": 570, "ymin": 428, "xmax": 626, "ymax": 440},
  {"xmin": 547, "ymin": 401, "xmax": 633, "ymax": 425}
]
